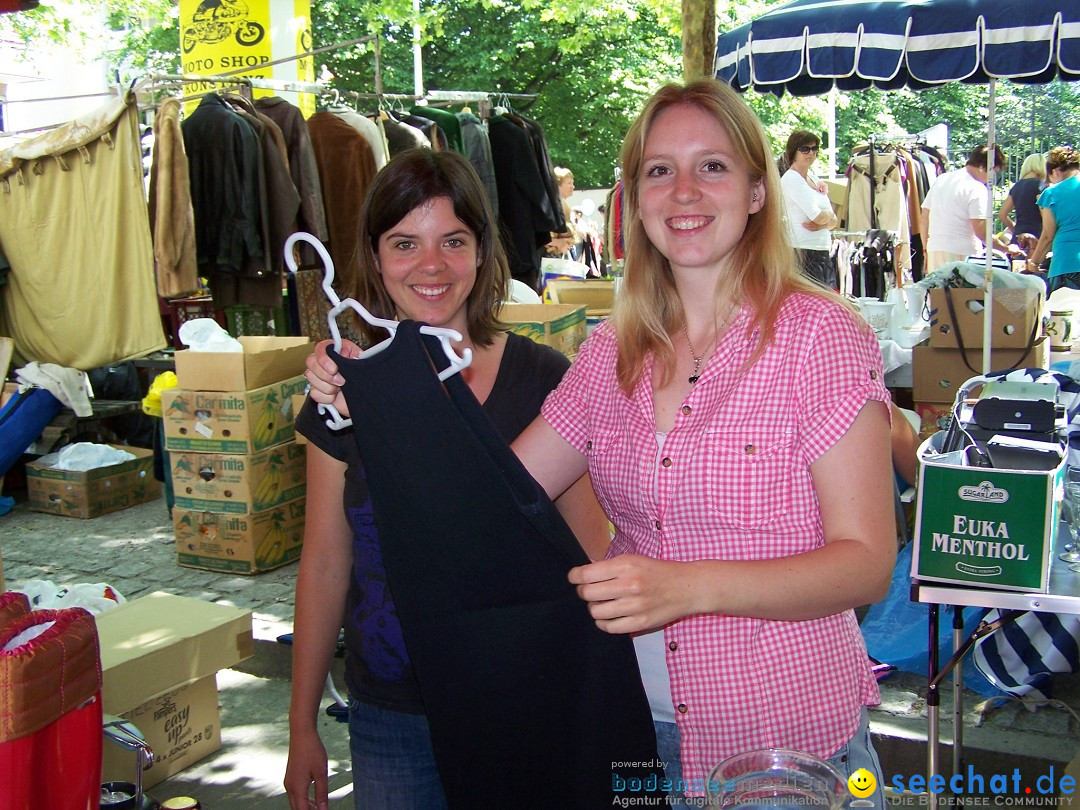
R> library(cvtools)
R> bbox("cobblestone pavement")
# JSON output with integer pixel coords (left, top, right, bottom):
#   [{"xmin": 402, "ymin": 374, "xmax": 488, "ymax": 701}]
[{"xmin": 2, "ymin": 492, "xmax": 1079, "ymax": 808}]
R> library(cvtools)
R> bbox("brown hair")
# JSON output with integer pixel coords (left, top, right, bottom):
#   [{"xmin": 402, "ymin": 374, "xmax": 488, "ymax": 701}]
[
  {"xmin": 612, "ymin": 79, "xmax": 837, "ymax": 394},
  {"xmin": 1046, "ymin": 146, "xmax": 1080, "ymax": 174},
  {"xmin": 966, "ymin": 144, "xmax": 1006, "ymax": 171},
  {"xmin": 349, "ymin": 149, "xmax": 509, "ymax": 348},
  {"xmin": 784, "ymin": 130, "xmax": 820, "ymax": 166}
]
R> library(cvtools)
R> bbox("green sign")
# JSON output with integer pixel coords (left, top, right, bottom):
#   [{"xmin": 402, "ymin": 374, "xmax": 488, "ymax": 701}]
[{"xmin": 913, "ymin": 457, "xmax": 1063, "ymax": 592}]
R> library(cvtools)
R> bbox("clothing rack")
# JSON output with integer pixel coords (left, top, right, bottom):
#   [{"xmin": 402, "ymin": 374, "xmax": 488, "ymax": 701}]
[
  {"xmin": 0, "ymin": 90, "xmax": 117, "ymax": 106},
  {"xmin": 131, "ymin": 34, "xmax": 379, "ymax": 102},
  {"xmin": 832, "ymin": 229, "xmax": 900, "ymax": 241},
  {"xmin": 424, "ymin": 90, "xmax": 537, "ymax": 103}
]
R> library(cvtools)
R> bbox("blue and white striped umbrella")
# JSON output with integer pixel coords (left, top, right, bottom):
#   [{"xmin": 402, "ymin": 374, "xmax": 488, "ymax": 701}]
[{"xmin": 715, "ymin": 0, "xmax": 1080, "ymax": 96}]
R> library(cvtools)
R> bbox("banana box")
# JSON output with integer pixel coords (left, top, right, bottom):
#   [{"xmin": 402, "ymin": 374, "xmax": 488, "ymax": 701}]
[
  {"xmin": 174, "ymin": 336, "xmax": 312, "ymax": 392},
  {"xmin": 170, "ymin": 440, "xmax": 306, "ymax": 515},
  {"xmin": 162, "ymin": 374, "xmax": 308, "ymax": 454},
  {"xmin": 497, "ymin": 303, "xmax": 587, "ymax": 360},
  {"xmin": 173, "ymin": 497, "xmax": 305, "ymax": 575}
]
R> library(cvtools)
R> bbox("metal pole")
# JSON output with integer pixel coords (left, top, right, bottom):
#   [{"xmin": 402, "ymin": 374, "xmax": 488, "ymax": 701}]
[
  {"xmin": 927, "ymin": 602, "xmax": 940, "ymax": 810},
  {"xmin": 952, "ymin": 606, "xmax": 964, "ymax": 779},
  {"xmin": 982, "ymin": 79, "xmax": 996, "ymax": 374},
  {"xmin": 827, "ymin": 87, "xmax": 837, "ymax": 179},
  {"xmin": 413, "ymin": 0, "xmax": 424, "ymax": 97},
  {"xmin": 213, "ymin": 35, "xmax": 376, "ymax": 79}
]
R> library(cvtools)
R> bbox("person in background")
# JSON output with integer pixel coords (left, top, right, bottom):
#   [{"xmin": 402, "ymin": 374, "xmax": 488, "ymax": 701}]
[
  {"xmin": 780, "ymin": 130, "xmax": 838, "ymax": 288},
  {"xmin": 920, "ymin": 144, "xmax": 1012, "ymax": 272},
  {"xmin": 999, "ymin": 153, "xmax": 1047, "ymax": 251},
  {"xmin": 306, "ymin": 79, "xmax": 896, "ymax": 807},
  {"xmin": 284, "ymin": 149, "xmax": 609, "ymax": 810},
  {"xmin": 1026, "ymin": 146, "xmax": 1080, "ymax": 291},
  {"xmin": 546, "ymin": 165, "xmax": 579, "ymax": 258}
]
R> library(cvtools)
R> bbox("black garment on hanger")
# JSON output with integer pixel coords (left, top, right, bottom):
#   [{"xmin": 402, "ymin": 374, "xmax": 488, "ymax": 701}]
[
  {"xmin": 181, "ymin": 94, "xmax": 263, "ymax": 277},
  {"xmin": 330, "ymin": 323, "xmax": 662, "ymax": 810},
  {"xmin": 489, "ymin": 116, "xmax": 560, "ymax": 290}
]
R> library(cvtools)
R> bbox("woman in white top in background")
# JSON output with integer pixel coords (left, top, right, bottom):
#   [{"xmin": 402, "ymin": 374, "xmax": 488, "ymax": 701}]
[{"xmin": 780, "ymin": 130, "xmax": 838, "ymax": 289}]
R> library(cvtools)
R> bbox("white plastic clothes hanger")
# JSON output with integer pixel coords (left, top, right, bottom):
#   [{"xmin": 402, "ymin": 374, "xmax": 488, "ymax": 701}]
[{"xmin": 283, "ymin": 231, "xmax": 474, "ymax": 430}]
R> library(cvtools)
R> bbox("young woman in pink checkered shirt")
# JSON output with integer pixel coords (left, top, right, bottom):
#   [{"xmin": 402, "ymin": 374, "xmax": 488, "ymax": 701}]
[
  {"xmin": 307, "ymin": 80, "xmax": 897, "ymax": 806},
  {"xmin": 516, "ymin": 79, "xmax": 896, "ymax": 806}
]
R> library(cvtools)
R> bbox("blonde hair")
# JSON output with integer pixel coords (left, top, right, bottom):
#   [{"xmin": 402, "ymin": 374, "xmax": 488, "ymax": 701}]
[
  {"xmin": 612, "ymin": 79, "xmax": 835, "ymax": 394},
  {"xmin": 1019, "ymin": 153, "xmax": 1046, "ymax": 180}
]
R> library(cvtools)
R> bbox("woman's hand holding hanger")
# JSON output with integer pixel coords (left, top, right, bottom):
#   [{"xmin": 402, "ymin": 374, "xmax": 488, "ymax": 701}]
[{"xmin": 305, "ymin": 338, "xmax": 362, "ymax": 419}]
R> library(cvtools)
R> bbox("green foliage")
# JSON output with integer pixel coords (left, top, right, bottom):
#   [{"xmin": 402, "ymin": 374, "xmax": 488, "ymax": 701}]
[
  {"xmin": 311, "ymin": 0, "xmax": 682, "ymax": 187},
  {"xmin": 1, "ymin": 0, "xmax": 180, "ymax": 78},
  {"xmin": 13, "ymin": 0, "xmax": 1078, "ymax": 196}
]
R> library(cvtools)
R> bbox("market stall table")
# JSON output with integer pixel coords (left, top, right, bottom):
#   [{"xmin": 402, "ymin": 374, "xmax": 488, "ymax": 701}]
[
  {"xmin": 911, "ymin": 547, "xmax": 1080, "ymax": 807},
  {"xmin": 30, "ymin": 399, "xmax": 143, "ymax": 454}
]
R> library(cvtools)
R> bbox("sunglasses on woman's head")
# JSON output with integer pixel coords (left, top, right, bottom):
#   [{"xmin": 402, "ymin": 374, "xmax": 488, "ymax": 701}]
[{"xmin": 797, "ymin": 145, "xmax": 819, "ymax": 154}]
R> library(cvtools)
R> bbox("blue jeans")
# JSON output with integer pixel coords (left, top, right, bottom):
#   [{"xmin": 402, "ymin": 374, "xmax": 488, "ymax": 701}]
[
  {"xmin": 654, "ymin": 707, "xmax": 884, "ymax": 809},
  {"xmin": 825, "ymin": 707, "xmax": 885, "ymax": 810},
  {"xmin": 348, "ymin": 698, "xmax": 449, "ymax": 810}
]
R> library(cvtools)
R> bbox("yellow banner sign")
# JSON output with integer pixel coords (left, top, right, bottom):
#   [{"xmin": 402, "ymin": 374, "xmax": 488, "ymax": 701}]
[{"xmin": 179, "ymin": 0, "xmax": 313, "ymax": 117}]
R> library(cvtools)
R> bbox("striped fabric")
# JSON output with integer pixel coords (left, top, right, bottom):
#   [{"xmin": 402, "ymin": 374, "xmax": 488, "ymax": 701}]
[{"xmin": 970, "ymin": 368, "xmax": 1080, "ymax": 702}]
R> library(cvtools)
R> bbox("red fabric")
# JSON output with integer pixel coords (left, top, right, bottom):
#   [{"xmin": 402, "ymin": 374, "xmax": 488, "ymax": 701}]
[
  {"xmin": 0, "ymin": 607, "xmax": 103, "ymax": 809},
  {"xmin": 0, "ymin": 695, "xmax": 102, "ymax": 810},
  {"xmin": 0, "ymin": 0, "xmax": 39, "ymax": 13}
]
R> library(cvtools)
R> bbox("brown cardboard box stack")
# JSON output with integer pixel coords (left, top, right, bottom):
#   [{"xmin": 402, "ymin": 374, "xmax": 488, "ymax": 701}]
[
  {"xmin": 162, "ymin": 337, "xmax": 312, "ymax": 574},
  {"xmin": 97, "ymin": 592, "xmax": 253, "ymax": 789},
  {"xmin": 913, "ymin": 287, "xmax": 1047, "ymax": 436}
]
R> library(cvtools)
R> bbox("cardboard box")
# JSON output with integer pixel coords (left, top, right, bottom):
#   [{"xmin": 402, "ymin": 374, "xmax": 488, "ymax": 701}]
[
  {"xmin": 499, "ymin": 303, "xmax": 587, "ymax": 360},
  {"xmin": 292, "ymin": 393, "xmax": 308, "ymax": 446},
  {"xmin": 912, "ymin": 338, "xmax": 1049, "ymax": 405},
  {"xmin": 824, "ymin": 179, "xmax": 848, "ymax": 227},
  {"xmin": 96, "ymin": 592, "xmax": 250, "ymax": 788},
  {"xmin": 171, "ymin": 439, "xmax": 306, "ymax": 514},
  {"xmin": 174, "ymin": 336, "xmax": 312, "ymax": 392},
  {"xmin": 162, "ymin": 374, "xmax": 308, "ymax": 455},
  {"xmin": 101, "ymin": 674, "xmax": 220, "ymax": 790},
  {"xmin": 174, "ymin": 497, "xmax": 305, "ymax": 575},
  {"xmin": 913, "ymin": 402, "xmax": 954, "ymax": 441},
  {"xmin": 928, "ymin": 287, "xmax": 1042, "ymax": 350},
  {"xmin": 25, "ymin": 445, "xmax": 161, "ymax": 519},
  {"xmin": 0, "ymin": 380, "xmax": 16, "ymax": 409},
  {"xmin": 95, "ymin": 592, "xmax": 253, "ymax": 716},
  {"xmin": 545, "ymin": 279, "xmax": 615, "ymax": 316},
  {"xmin": 913, "ymin": 435, "xmax": 1064, "ymax": 592}
]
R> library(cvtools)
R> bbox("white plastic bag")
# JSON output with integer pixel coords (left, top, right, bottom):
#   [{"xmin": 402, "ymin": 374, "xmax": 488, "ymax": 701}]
[
  {"xmin": 540, "ymin": 257, "xmax": 589, "ymax": 279},
  {"xmin": 15, "ymin": 579, "xmax": 126, "ymax": 615},
  {"xmin": 178, "ymin": 317, "xmax": 243, "ymax": 352},
  {"xmin": 36, "ymin": 442, "xmax": 135, "ymax": 472}
]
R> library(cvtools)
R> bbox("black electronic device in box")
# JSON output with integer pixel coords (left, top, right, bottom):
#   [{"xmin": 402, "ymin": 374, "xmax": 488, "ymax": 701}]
[{"xmin": 971, "ymin": 380, "xmax": 1057, "ymax": 433}]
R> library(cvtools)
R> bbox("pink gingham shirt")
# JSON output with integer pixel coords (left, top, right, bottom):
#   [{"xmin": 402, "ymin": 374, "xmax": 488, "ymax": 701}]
[{"xmin": 542, "ymin": 292, "xmax": 889, "ymax": 793}]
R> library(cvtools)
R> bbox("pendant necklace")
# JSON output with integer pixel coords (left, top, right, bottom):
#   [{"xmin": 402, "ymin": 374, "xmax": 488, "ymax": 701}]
[{"xmin": 682, "ymin": 323, "xmax": 718, "ymax": 385}]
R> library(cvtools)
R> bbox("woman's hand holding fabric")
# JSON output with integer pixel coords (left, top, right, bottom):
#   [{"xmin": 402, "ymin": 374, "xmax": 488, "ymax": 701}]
[
  {"xmin": 305, "ymin": 338, "xmax": 361, "ymax": 418},
  {"xmin": 568, "ymin": 554, "xmax": 700, "ymax": 634}
]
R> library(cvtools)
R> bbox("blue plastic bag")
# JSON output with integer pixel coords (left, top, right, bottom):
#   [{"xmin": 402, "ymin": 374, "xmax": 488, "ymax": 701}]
[{"xmin": 860, "ymin": 542, "xmax": 1001, "ymax": 697}]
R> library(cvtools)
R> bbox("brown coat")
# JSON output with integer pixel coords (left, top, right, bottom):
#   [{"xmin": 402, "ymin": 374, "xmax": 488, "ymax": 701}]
[{"xmin": 148, "ymin": 98, "xmax": 199, "ymax": 298}]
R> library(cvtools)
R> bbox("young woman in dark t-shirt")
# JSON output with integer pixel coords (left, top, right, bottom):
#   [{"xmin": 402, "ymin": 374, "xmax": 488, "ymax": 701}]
[{"xmin": 284, "ymin": 150, "xmax": 609, "ymax": 810}]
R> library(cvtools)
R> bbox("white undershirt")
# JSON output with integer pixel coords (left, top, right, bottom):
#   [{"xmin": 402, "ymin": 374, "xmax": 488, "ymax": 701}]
[{"xmin": 631, "ymin": 431, "xmax": 675, "ymax": 723}]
